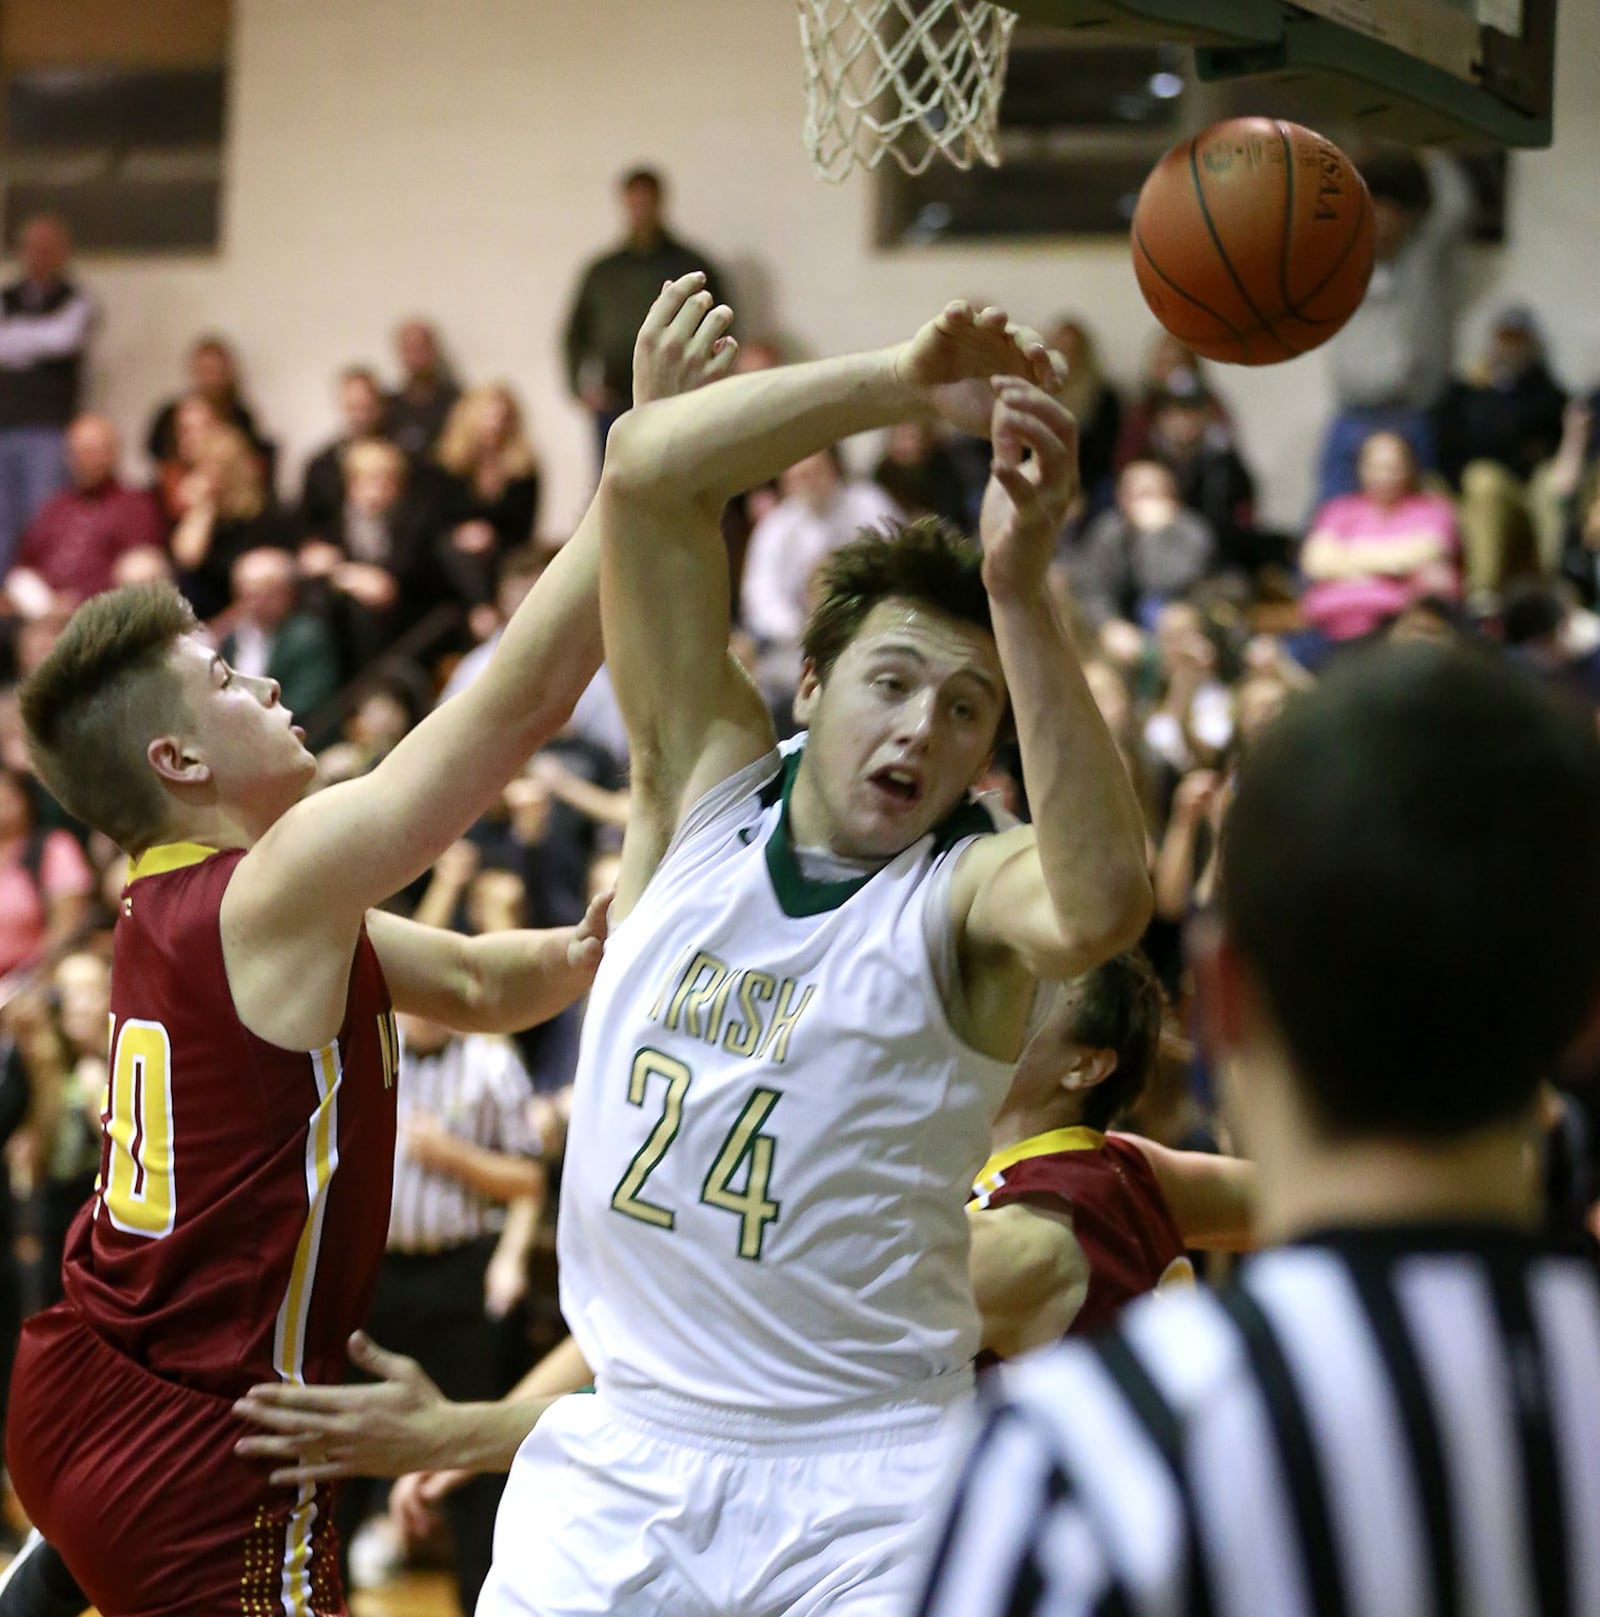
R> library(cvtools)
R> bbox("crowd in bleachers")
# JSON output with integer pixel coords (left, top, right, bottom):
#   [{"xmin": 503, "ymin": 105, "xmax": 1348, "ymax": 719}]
[{"xmin": 0, "ymin": 147, "xmax": 1598, "ymax": 1592}]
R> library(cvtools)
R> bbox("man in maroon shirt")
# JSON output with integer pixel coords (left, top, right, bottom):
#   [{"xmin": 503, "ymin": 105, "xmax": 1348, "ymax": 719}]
[{"xmin": 4, "ymin": 414, "xmax": 165, "ymax": 618}]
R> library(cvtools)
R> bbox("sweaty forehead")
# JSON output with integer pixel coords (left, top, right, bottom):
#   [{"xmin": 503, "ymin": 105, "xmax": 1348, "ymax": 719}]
[{"xmin": 846, "ymin": 599, "xmax": 1001, "ymax": 684}]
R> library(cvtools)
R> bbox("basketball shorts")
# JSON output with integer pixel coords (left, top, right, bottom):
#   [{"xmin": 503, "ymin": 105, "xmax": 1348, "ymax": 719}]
[
  {"xmin": 476, "ymin": 1372, "xmax": 971, "ymax": 1617},
  {"xmin": 7, "ymin": 1303, "xmax": 345, "ymax": 1617}
]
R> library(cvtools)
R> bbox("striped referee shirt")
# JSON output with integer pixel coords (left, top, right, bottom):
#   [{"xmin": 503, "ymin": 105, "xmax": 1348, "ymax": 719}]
[
  {"xmin": 915, "ymin": 1226, "xmax": 1600, "ymax": 1617},
  {"xmin": 388, "ymin": 1032, "xmax": 538, "ymax": 1254}
]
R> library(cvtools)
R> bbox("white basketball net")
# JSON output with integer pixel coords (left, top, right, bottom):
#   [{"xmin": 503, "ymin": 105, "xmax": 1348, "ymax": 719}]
[{"xmin": 797, "ymin": 0, "xmax": 1018, "ymax": 183}]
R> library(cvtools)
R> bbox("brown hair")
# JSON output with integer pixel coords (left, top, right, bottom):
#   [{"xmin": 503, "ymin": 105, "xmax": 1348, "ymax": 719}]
[
  {"xmin": 801, "ymin": 516, "xmax": 994, "ymax": 683},
  {"xmin": 21, "ymin": 583, "xmax": 198, "ymax": 853}
]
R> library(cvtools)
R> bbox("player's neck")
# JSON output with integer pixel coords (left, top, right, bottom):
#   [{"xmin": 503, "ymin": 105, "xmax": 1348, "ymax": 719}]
[
  {"xmin": 1256, "ymin": 1112, "xmax": 1543, "ymax": 1244},
  {"xmin": 990, "ymin": 1098, "xmax": 1089, "ymax": 1153},
  {"xmin": 157, "ymin": 802, "xmax": 261, "ymax": 855}
]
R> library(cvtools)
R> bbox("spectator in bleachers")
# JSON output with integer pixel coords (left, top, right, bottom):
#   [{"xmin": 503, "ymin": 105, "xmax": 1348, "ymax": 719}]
[
  {"xmin": 1550, "ymin": 396, "xmax": 1598, "ymax": 589},
  {"xmin": 387, "ymin": 318, "xmax": 460, "ymax": 458},
  {"xmin": 1500, "ymin": 579, "xmax": 1600, "ymax": 705},
  {"xmin": 562, "ymin": 167, "xmax": 730, "ymax": 467},
  {"xmin": 1048, "ymin": 314, "xmax": 1123, "ymax": 502},
  {"xmin": 0, "ymin": 763, "xmax": 92, "ymax": 979},
  {"xmin": 0, "ymin": 216, "xmax": 94, "ymax": 574},
  {"xmin": 1057, "ymin": 459, "xmax": 1215, "ymax": 630},
  {"xmin": 153, "ymin": 394, "xmax": 223, "ymax": 529},
  {"xmin": 740, "ymin": 447, "xmax": 901, "ymax": 710},
  {"xmin": 170, "ymin": 420, "xmax": 292, "ymax": 620},
  {"xmin": 16, "ymin": 952, "xmax": 110, "ymax": 1312},
  {"xmin": 218, "ymin": 547, "xmax": 341, "ymax": 719},
  {"xmin": 721, "ymin": 338, "xmax": 786, "ymax": 602},
  {"xmin": 1299, "ymin": 429, "xmax": 1460, "ymax": 647},
  {"xmin": 435, "ymin": 384, "xmax": 541, "ymax": 605},
  {"xmin": 1114, "ymin": 332, "xmax": 1231, "ymax": 471},
  {"xmin": 1317, "ymin": 148, "xmax": 1473, "ymax": 504},
  {"xmin": 314, "ymin": 676, "xmax": 418, "ymax": 788},
  {"xmin": 144, "ymin": 334, "xmax": 274, "ymax": 481},
  {"xmin": 4, "ymin": 415, "xmax": 166, "ymax": 620},
  {"xmin": 300, "ymin": 437, "xmax": 447, "ymax": 671},
  {"xmin": 1435, "ymin": 305, "xmax": 1568, "ymax": 594},
  {"xmin": 1142, "ymin": 601, "xmax": 1235, "ymax": 780},
  {"xmin": 1144, "ymin": 375, "xmax": 1258, "ymax": 573},
  {"xmin": 871, "ymin": 421, "xmax": 970, "ymax": 532},
  {"xmin": 300, "ymin": 365, "xmax": 392, "ymax": 536}
]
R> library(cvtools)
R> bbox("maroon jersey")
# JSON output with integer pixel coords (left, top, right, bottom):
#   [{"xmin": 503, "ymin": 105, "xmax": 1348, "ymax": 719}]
[
  {"xmin": 970, "ymin": 1126, "xmax": 1194, "ymax": 1337},
  {"xmin": 63, "ymin": 840, "xmax": 399, "ymax": 1397}
]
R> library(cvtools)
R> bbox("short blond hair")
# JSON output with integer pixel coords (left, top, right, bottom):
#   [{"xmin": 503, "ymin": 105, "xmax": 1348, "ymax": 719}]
[{"xmin": 21, "ymin": 583, "xmax": 197, "ymax": 853}]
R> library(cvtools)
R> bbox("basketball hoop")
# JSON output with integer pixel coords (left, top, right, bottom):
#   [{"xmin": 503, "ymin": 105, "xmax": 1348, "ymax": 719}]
[{"xmin": 797, "ymin": 0, "xmax": 1017, "ymax": 183}]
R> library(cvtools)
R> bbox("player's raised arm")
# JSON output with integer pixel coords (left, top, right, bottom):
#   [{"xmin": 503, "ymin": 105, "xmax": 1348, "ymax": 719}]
[
  {"xmin": 599, "ymin": 300, "xmax": 1058, "ymax": 909},
  {"xmin": 951, "ymin": 381, "xmax": 1152, "ymax": 987},
  {"xmin": 223, "ymin": 283, "xmax": 731, "ymax": 986}
]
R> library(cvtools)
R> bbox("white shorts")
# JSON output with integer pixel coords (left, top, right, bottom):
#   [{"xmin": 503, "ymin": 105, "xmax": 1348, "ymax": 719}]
[{"xmin": 477, "ymin": 1374, "xmax": 972, "ymax": 1617}]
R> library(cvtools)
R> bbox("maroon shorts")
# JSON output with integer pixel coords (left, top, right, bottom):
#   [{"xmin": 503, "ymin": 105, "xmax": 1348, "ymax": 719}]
[{"xmin": 7, "ymin": 1304, "xmax": 346, "ymax": 1617}]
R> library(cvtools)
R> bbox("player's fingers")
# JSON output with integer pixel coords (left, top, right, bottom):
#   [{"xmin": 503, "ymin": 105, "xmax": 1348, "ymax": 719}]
[
  {"xmin": 637, "ymin": 271, "xmax": 706, "ymax": 342},
  {"xmin": 702, "ymin": 335, "xmax": 740, "ymax": 382},
  {"xmin": 418, "ymin": 1467, "xmax": 471, "ymax": 1501},
  {"xmin": 348, "ymin": 1330, "xmax": 419, "ymax": 1383},
  {"xmin": 234, "ymin": 1401, "xmax": 340, "ymax": 1436},
  {"xmin": 989, "ymin": 462, "xmax": 1038, "ymax": 507},
  {"xmin": 390, "ymin": 1478, "xmax": 440, "ymax": 1540},
  {"xmin": 268, "ymin": 1460, "xmax": 356, "ymax": 1487},
  {"xmin": 235, "ymin": 1381, "xmax": 366, "ymax": 1413},
  {"xmin": 938, "ymin": 300, "xmax": 975, "ymax": 330},
  {"xmin": 1001, "ymin": 408, "xmax": 1073, "ymax": 486},
  {"xmin": 686, "ymin": 303, "xmax": 735, "ymax": 360},
  {"xmin": 664, "ymin": 288, "xmax": 717, "ymax": 351},
  {"xmin": 992, "ymin": 376, "xmax": 1078, "ymax": 436},
  {"xmin": 235, "ymin": 1430, "xmax": 322, "ymax": 1459}
]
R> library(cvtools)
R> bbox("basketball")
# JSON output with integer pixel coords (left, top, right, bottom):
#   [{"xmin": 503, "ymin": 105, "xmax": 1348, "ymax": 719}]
[{"xmin": 1130, "ymin": 117, "xmax": 1376, "ymax": 367}]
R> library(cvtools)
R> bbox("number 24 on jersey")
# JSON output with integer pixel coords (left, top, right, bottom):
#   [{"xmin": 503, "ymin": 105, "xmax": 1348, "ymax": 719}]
[{"xmin": 610, "ymin": 1048, "xmax": 782, "ymax": 1260}]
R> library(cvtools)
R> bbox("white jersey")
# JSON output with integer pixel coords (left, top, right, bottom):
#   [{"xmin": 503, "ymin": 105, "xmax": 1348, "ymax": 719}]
[{"xmin": 558, "ymin": 740, "xmax": 1015, "ymax": 1413}]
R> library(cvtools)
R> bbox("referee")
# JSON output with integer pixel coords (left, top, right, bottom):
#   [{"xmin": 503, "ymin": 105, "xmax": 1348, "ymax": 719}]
[
  {"xmin": 342, "ymin": 1010, "xmax": 543, "ymax": 1615},
  {"xmin": 915, "ymin": 643, "xmax": 1600, "ymax": 1617}
]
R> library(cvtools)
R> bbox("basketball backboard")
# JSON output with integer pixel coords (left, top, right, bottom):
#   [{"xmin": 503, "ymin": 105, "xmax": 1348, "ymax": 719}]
[{"xmin": 1000, "ymin": 0, "xmax": 1556, "ymax": 146}]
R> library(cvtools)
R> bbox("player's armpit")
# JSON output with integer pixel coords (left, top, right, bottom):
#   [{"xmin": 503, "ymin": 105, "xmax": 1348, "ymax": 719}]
[
  {"xmin": 1121, "ymin": 1135, "xmax": 1258, "ymax": 1251},
  {"xmin": 969, "ymin": 1201, "xmax": 1088, "ymax": 1357}
]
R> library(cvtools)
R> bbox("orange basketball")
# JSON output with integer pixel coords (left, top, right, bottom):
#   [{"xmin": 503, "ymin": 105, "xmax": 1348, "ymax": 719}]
[{"xmin": 1130, "ymin": 117, "xmax": 1376, "ymax": 367}]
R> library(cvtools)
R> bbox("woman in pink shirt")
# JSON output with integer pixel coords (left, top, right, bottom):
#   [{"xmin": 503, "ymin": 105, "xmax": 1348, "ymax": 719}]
[
  {"xmin": 0, "ymin": 766, "xmax": 92, "ymax": 979},
  {"xmin": 1301, "ymin": 431, "xmax": 1461, "ymax": 643}
]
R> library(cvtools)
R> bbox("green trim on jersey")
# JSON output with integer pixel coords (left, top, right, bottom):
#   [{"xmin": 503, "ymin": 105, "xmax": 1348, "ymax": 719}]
[{"xmin": 763, "ymin": 746, "xmax": 996, "ymax": 918}]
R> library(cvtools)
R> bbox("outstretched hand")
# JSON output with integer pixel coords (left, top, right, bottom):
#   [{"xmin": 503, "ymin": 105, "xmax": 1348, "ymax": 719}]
[
  {"xmin": 896, "ymin": 302, "xmax": 1064, "ymax": 439},
  {"xmin": 567, "ymin": 888, "xmax": 611, "ymax": 975},
  {"xmin": 633, "ymin": 272, "xmax": 739, "ymax": 406},
  {"xmin": 232, "ymin": 1332, "xmax": 451, "ymax": 1484},
  {"xmin": 978, "ymin": 379, "xmax": 1080, "ymax": 600}
]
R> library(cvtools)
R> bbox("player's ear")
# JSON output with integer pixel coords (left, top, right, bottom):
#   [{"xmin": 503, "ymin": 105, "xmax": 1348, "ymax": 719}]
[
  {"xmin": 792, "ymin": 658, "xmax": 823, "ymax": 724},
  {"xmin": 1059, "ymin": 1047, "xmax": 1117, "ymax": 1095},
  {"xmin": 147, "ymin": 733, "xmax": 212, "ymax": 787}
]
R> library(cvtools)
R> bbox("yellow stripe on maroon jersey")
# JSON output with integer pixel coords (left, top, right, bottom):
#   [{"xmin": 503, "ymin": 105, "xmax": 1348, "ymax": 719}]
[
  {"xmin": 271, "ymin": 1042, "xmax": 343, "ymax": 1384},
  {"xmin": 124, "ymin": 841, "xmax": 223, "ymax": 883}
]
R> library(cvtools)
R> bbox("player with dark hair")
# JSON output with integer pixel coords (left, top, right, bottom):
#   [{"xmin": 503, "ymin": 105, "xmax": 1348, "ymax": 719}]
[
  {"xmin": 969, "ymin": 951, "xmax": 1255, "ymax": 1356},
  {"xmin": 235, "ymin": 299, "xmax": 1151, "ymax": 1617},
  {"xmin": 915, "ymin": 643, "xmax": 1600, "ymax": 1617}
]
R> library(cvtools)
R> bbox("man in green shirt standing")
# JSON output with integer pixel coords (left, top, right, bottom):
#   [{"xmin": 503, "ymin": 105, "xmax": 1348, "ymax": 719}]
[{"xmin": 562, "ymin": 168, "xmax": 730, "ymax": 468}]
